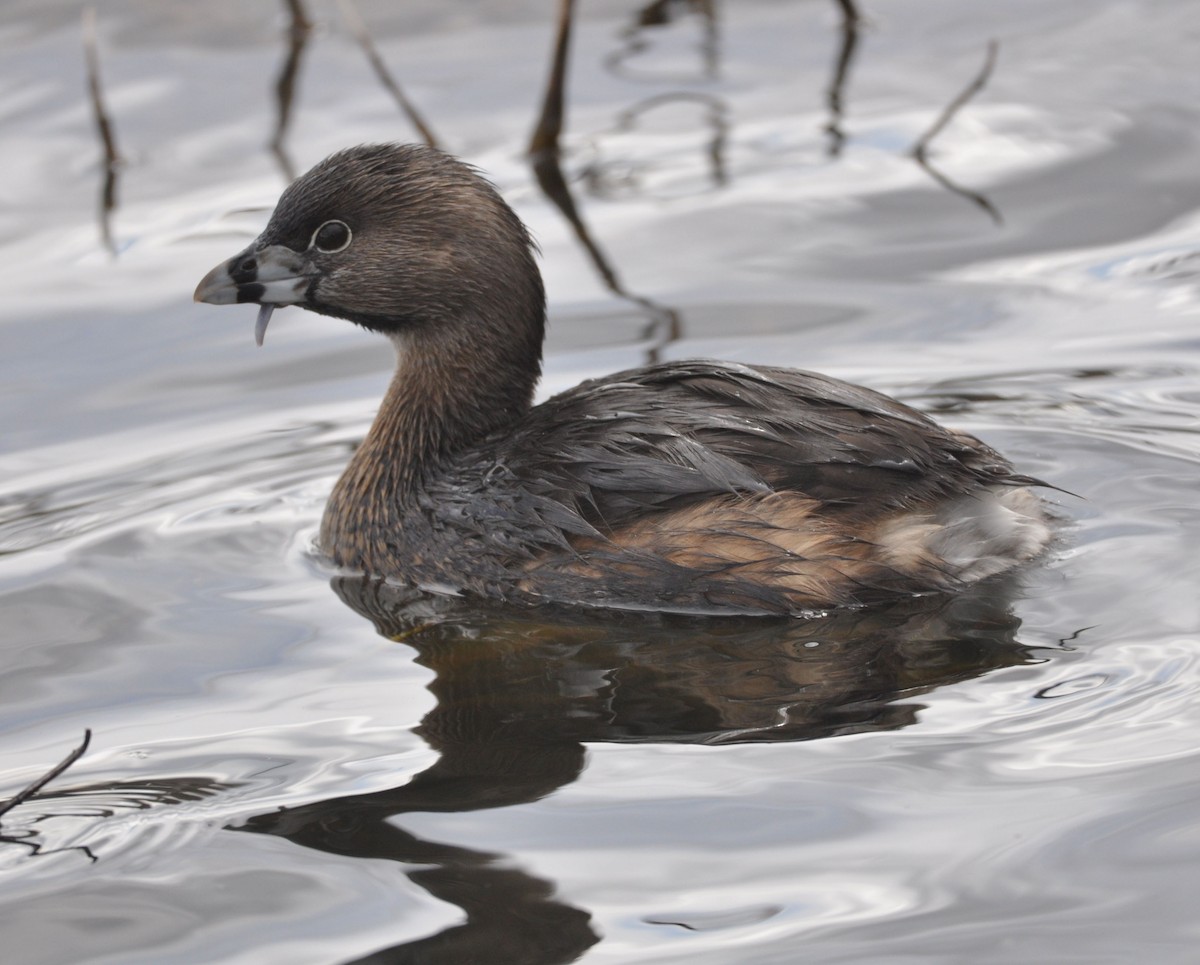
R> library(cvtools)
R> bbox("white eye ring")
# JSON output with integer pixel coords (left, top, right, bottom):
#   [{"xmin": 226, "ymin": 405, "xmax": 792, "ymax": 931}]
[{"xmin": 310, "ymin": 220, "xmax": 352, "ymax": 253}]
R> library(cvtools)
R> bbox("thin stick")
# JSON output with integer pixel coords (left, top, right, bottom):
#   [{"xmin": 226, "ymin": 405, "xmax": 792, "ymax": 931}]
[
  {"xmin": 529, "ymin": 0, "xmax": 575, "ymax": 159},
  {"xmin": 528, "ymin": 0, "xmax": 680, "ymax": 360},
  {"xmin": 833, "ymin": 0, "xmax": 862, "ymax": 25},
  {"xmin": 82, "ymin": 9, "xmax": 120, "ymax": 169},
  {"xmin": 337, "ymin": 0, "xmax": 440, "ymax": 149},
  {"xmin": 914, "ymin": 157, "xmax": 1003, "ymax": 224},
  {"xmin": 0, "ymin": 730, "xmax": 93, "ymax": 822},
  {"xmin": 908, "ymin": 40, "xmax": 1003, "ymax": 224},
  {"xmin": 911, "ymin": 40, "xmax": 998, "ymax": 162},
  {"xmin": 82, "ymin": 8, "xmax": 120, "ymax": 254},
  {"xmin": 823, "ymin": 0, "xmax": 862, "ymax": 157},
  {"xmin": 269, "ymin": 0, "xmax": 313, "ymax": 181},
  {"xmin": 698, "ymin": 0, "xmax": 719, "ymax": 80}
]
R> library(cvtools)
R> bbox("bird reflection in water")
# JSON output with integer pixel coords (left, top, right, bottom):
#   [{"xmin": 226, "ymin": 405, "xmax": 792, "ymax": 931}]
[
  {"xmin": 1, "ymin": 577, "xmax": 1043, "ymax": 962},
  {"xmin": 232, "ymin": 575, "xmax": 1041, "ymax": 963}
]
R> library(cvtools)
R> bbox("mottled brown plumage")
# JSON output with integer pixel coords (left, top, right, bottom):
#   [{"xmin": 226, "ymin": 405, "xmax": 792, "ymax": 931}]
[{"xmin": 195, "ymin": 143, "xmax": 1053, "ymax": 614}]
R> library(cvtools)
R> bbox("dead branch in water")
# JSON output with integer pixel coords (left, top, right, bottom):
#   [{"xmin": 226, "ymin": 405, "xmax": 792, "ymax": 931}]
[
  {"xmin": 337, "ymin": 0, "xmax": 440, "ymax": 149},
  {"xmin": 832, "ymin": 0, "xmax": 862, "ymax": 25},
  {"xmin": 528, "ymin": 0, "xmax": 682, "ymax": 361},
  {"xmin": 269, "ymin": 0, "xmax": 313, "ymax": 181},
  {"xmin": 823, "ymin": 0, "xmax": 862, "ymax": 157},
  {"xmin": 0, "ymin": 730, "xmax": 92, "ymax": 822},
  {"xmin": 911, "ymin": 40, "xmax": 1002, "ymax": 224},
  {"xmin": 82, "ymin": 8, "xmax": 121, "ymax": 254},
  {"xmin": 529, "ymin": 0, "xmax": 576, "ymax": 159},
  {"xmin": 911, "ymin": 39, "xmax": 998, "ymax": 162}
]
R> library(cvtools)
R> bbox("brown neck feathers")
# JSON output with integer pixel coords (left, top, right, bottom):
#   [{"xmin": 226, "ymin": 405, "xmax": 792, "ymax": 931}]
[{"xmin": 319, "ymin": 318, "xmax": 541, "ymax": 571}]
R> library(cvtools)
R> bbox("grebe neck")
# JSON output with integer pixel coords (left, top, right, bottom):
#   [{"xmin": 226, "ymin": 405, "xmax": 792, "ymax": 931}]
[{"xmin": 320, "ymin": 316, "xmax": 542, "ymax": 565}]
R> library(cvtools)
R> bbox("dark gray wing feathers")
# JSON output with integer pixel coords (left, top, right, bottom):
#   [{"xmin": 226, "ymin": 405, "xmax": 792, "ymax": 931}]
[{"xmin": 423, "ymin": 360, "xmax": 1034, "ymax": 567}]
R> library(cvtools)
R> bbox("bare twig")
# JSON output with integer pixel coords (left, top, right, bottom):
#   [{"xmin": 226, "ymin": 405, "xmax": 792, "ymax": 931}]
[
  {"xmin": 914, "ymin": 156, "xmax": 1003, "ymax": 224},
  {"xmin": 82, "ymin": 10, "xmax": 120, "ymax": 170},
  {"xmin": 536, "ymin": 148, "xmax": 683, "ymax": 356},
  {"xmin": 697, "ymin": 0, "xmax": 719, "ymax": 80},
  {"xmin": 82, "ymin": 8, "xmax": 121, "ymax": 255},
  {"xmin": 529, "ymin": 0, "xmax": 682, "ymax": 361},
  {"xmin": 909, "ymin": 41, "xmax": 1002, "ymax": 224},
  {"xmin": 823, "ymin": 0, "xmax": 862, "ymax": 157},
  {"xmin": 529, "ymin": 0, "xmax": 576, "ymax": 159},
  {"xmin": 269, "ymin": 0, "xmax": 314, "ymax": 181},
  {"xmin": 833, "ymin": 0, "xmax": 862, "ymax": 25},
  {"xmin": 0, "ymin": 730, "xmax": 92, "ymax": 822},
  {"xmin": 337, "ymin": 0, "xmax": 440, "ymax": 149},
  {"xmin": 911, "ymin": 39, "xmax": 998, "ymax": 162}
]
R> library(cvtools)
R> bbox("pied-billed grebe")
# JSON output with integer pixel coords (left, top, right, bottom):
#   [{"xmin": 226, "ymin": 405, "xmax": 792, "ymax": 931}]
[{"xmin": 195, "ymin": 144, "xmax": 1052, "ymax": 614}]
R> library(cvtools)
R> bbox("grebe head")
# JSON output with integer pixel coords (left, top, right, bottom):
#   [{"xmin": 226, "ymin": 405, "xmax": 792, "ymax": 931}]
[{"xmin": 194, "ymin": 143, "xmax": 545, "ymax": 358}]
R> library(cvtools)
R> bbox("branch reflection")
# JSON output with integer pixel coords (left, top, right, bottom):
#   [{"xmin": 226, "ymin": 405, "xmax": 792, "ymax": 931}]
[
  {"xmin": 823, "ymin": 0, "xmax": 862, "ymax": 157},
  {"xmin": 0, "ymin": 773, "xmax": 231, "ymax": 865},
  {"xmin": 529, "ymin": 0, "xmax": 682, "ymax": 362},
  {"xmin": 269, "ymin": 0, "xmax": 314, "ymax": 182},
  {"xmin": 337, "ymin": 0, "xmax": 440, "ymax": 149},
  {"xmin": 606, "ymin": 0, "xmax": 719, "ymax": 82},
  {"xmin": 604, "ymin": 92, "xmax": 730, "ymax": 191},
  {"xmin": 83, "ymin": 7, "xmax": 121, "ymax": 256},
  {"xmin": 910, "ymin": 40, "xmax": 1002, "ymax": 224}
]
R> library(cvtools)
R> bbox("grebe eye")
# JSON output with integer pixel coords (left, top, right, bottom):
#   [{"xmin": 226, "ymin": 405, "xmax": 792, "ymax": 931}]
[{"xmin": 311, "ymin": 220, "xmax": 351, "ymax": 253}]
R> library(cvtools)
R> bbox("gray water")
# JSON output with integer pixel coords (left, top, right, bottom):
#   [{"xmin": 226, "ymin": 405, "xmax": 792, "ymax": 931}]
[{"xmin": 2, "ymin": 1, "xmax": 1199, "ymax": 962}]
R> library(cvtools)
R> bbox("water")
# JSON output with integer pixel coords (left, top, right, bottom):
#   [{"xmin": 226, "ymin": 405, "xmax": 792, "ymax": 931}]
[{"xmin": 2, "ymin": 0, "xmax": 1199, "ymax": 962}]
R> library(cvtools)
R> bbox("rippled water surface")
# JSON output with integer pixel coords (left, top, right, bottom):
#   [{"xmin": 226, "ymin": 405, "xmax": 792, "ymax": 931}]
[{"xmin": 2, "ymin": 1, "xmax": 1200, "ymax": 962}]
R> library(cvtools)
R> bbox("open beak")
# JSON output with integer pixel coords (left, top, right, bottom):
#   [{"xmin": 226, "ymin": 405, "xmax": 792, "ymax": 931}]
[{"xmin": 194, "ymin": 244, "xmax": 313, "ymax": 346}]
